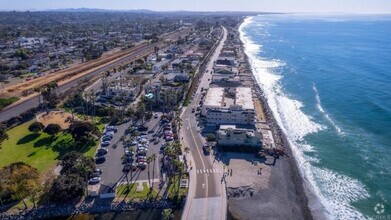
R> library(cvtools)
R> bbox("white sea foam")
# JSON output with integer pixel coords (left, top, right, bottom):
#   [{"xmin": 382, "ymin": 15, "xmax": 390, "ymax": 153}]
[
  {"xmin": 313, "ymin": 167, "xmax": 369, "ymax": 219},
  {"xmin": 313, "ymin": 83, "xmax": 344, "ymax": 135},
  {"xmin": 239, "ymin": 16, "xmax": 370, "ymax": 220}
]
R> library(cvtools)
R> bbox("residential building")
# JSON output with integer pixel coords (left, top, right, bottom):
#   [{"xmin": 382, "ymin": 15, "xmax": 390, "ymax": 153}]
[
  {"xmin": 144, "ymin": 81, "xmax": 184, "ymax": 108},
  {"xmin": 202, "ymin": 87, "xmax": 255, "ymax": 126},
  {"xmin": 217, "ymin": 125, "xmax": 262, "ymax": 149}
]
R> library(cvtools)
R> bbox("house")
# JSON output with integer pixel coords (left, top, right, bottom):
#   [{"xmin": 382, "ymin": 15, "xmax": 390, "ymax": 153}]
[{"xmin": 216, "ymin": 57, "xmax": 237, "ymax": 67}]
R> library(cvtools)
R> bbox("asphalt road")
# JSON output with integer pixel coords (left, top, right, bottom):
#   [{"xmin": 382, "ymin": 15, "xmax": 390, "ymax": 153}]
[
  {"xmin": 182, "ymin": 26, "xmax": 227, "ymax": 199},
  {"xmin": 0, "ymin": 28, "xmax": 190, "ymax": 123}
]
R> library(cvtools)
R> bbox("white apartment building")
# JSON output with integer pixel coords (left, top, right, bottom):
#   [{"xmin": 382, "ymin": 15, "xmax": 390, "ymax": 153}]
[{"xmin": 202, "ymin": 87, "xmax": 256, "ymax": 126}]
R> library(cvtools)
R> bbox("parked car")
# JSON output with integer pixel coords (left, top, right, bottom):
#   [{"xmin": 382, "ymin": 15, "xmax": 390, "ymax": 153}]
[
  {"xmin": 101, "ymin": 141, "xmax": 110, "ymax": 147},
  {"xmin": 104, "ymin": 131, "xmax": 115, "ymax": 137},
  {"xmin": 105, "ymin": 126, "xmax": 118, "ymax": 132},
  {"xmin": 123, "ymin": 157, "xmax": 134, "ymax": 164},
  {"xmin": 97, "ymin": 148, "xmax": 108, "ymax": 155},
  {"xmin": 137, "ymin": 157, "xmax": 146, "ymax": 162},
  {"xmin": 137, "ymin": 151, "xmax": 147, "ymax": 156},
  {"xmin": 101, "ymin": 136, "xmax": 111, "ymax": 142},
  {"xmin": 102, "ymin": 134, "xmax": 113, "ymax": 140},
  {"xmin": 95, "ymin": 156, "xmax": 106, "ymax": 163},
  {"xmin": 89, "ymin": 177, "xmax": 101, "ymax": 184},
  {"xmin": 139, "ymin": 140, "xmax": 149, "ymax": 145},
  {"xmin": 123, "ymin": 160, "xmax": 140, "ymax": 172},
  {"xmin": 164, "ymin": 130, "xmax": 173, "ymax": 135},
  {"xmin": 140, "ymin": 131, "xmax": 148, "ymax": 136},
  {"xmin": 93, "ymin": 168, "xmax": 102, "ymax": 175},
  {"xmin": 125, "ymin": 150, "xmax": 133, "ymax": 156},
  {"xmin": 137, "ymin": 147, "xmax": 148, "ymax": 151},
  {"xmin": 130, "ymin": 141, "xmax": 137, "ymax": 146},
  {"xmin": 90, "ymin": 172, "xmax": 100, "ymax": 178},
  {"xmin": 137, "ymin": 162, "xmax": 147, "ymax": 169}
]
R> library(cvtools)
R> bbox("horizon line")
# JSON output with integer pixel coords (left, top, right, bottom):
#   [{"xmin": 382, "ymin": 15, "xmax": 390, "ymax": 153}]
[{"xmin": 0, "ymin": 8, "xmax": 390, "ymax": 15}]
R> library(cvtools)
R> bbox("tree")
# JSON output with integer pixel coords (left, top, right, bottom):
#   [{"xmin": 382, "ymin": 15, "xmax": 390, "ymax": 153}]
[
  {"xmin": 41, "ymin": 82, "xmax": 59, "ymax": 109},
  {"xmin": 146, "ymin": 154, "xmax": 157, "ymax": 189},
  {"xmin": 206, "ymin": 133, "xmax": 216, "ymax": 142},
  {"xmin": 161, "ymin": 208, "xmax": 174, "ymax": 220},
  {"xmin": 0, "ymin": 124, "xmax": 8, "ymax": 144},
  {"xmin": 28, "ymin": 121, "xmax": 44, "ymax": 133},
  {"xmin": 43, "ymin": 123, "xmax": 62, "ymax": 137},
  {"xmin": 49, "ymin": 173, "xmax": 84, "ymax": 203},
  {"xmin": 48, "ymin": 152, "xmax": 94, "ymax": 202},
  {"xmin": 0, "ymin": 162, "xmax": 40, "ymax": 209},
  {"xmin": 61, "ymin": 151, "xmax": 94, "ymax": 175},
  {"xmin": 68, "ymin": 121, "xmax": 100, "ymax": 144}
]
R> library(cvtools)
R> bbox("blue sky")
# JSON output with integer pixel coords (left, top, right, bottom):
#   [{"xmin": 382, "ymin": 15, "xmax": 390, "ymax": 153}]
[{"xmin": 0, "ymin": 0, "xmax": 390, "ymax": 13}]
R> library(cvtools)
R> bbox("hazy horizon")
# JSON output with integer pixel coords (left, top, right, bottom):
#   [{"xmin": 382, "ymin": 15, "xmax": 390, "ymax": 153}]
[{"xmin": 0, "ymin": 0, "xmax": 390, "ymax": 14}]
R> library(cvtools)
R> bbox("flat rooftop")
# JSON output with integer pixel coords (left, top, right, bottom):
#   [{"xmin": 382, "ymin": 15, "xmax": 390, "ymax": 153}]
[
  {"xmin": 235, "ymin": 87, "xmax": 254, "ymax": 110},
  {"xmin": 204, "ymin": 87, "xmax": 224, "ymax": 107}
]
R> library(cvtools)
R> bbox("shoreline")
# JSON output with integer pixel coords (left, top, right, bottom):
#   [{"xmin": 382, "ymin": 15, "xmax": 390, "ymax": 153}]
[{"xmin": 227, "ymin": 17, "xmax": 325, "ymax": 220}]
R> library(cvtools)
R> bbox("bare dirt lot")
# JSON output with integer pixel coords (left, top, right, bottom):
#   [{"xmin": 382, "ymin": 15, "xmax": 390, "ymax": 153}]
[{"xmin": 36, "ymin": 111, "xmax": 73, "ymax": 129}]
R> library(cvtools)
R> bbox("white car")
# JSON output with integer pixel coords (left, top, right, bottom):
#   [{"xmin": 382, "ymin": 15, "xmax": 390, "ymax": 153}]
[
  {"xmin": 164, "ymin": 130, "xmax": 173, "ymax": 135},
  {"xmin": 89, "ymin": 177, "xmax": 101, "ymax": 184},
  {"xmin": 105, "ymin": 126, "xmax": 118, "ymax": 132},
  {"xmin": 138, "ymin": 147, "xmax": 148, "ymax": 151},
  {"xmin": 104, "ymin": 131, "xmax": 114, "ymax": 137},
  {"xmin": 125, "ymin": 150, "xmax": 134, "ymax": 156}
]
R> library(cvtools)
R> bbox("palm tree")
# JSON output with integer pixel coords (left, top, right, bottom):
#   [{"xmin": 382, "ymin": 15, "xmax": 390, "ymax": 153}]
[
  {"xmin": 146, "ymin": 155, "xmax": 154, "ymax": 189},
  {"xmin": 145, "ymin": 153, "xmax": 157, "ymax": 190},
  {"xmin": 136, "ymin": 99, "xmax": 146, "ymax": 124},
  {"xmin": 161, "ymin": 208, "xmax": 174, "ymax": 220},
  {"xmin": 175, "ymin": 115, "xmax": 182, "ymax": 132}
]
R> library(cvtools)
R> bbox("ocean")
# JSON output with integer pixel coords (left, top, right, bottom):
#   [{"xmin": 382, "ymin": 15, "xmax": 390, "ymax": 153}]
[{"xmin": 239, "ymin": 14, "xmax": 391, "ymax": 219}]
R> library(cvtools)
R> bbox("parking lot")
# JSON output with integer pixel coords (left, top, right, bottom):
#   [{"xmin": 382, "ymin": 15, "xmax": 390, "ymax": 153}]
[{"xmin": 93, "ymin": 112, "xmax": 174, "ymax": 192}]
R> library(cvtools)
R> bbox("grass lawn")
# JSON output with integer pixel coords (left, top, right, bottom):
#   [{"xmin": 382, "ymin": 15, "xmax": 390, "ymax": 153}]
[
  {"xmin": 0, "ymin": 120, "xmax": 98, "ymax": 173},
  {"xmin": 117, "ymin": 182, "xmax": 157, "ymax": 200},
  {"xmin": 0, "ymin": 97, "xmax": 19, "ymax": 110}
]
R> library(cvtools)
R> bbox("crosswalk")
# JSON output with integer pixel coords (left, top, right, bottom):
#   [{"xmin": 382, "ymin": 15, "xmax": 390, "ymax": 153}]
[{"xmin": 196, "ymin": 168, "xmax": 221, "ymax": 174}]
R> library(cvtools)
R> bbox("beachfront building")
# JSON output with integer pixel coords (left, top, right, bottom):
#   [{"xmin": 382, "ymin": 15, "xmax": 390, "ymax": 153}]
[
  {"xmin": 216, "ymin": 57, "xmax": 238, "ymax": 67},
  {"xmin": 202, "ymin": 87, "xmax": 256, "ymax": 126},
  {"xmin": 217, "ymin": 125, "xmax": 262, "ymax": 149}
]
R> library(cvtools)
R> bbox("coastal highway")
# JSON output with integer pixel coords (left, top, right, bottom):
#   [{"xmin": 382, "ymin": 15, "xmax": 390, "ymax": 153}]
[
  {"xmin": 182, "ymin": 26, "xmax": 227, "ymax": 220},
  {"xmin": 0, "ymin": 28, "xmax": 190, "ymax": 123}
]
